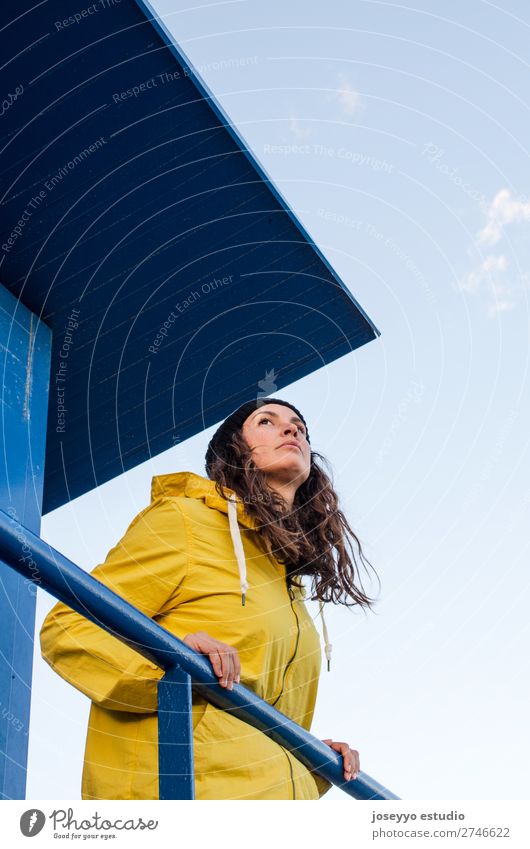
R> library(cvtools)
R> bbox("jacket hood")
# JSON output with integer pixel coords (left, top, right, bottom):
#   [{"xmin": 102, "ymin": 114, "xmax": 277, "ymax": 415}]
[
  {"xmin": 151, "ymin": 471, "xmax": 258, "ymax": 530},
  {"xmin": 150, "ymin": 471, "xmax": 332, "ymax": 666}
]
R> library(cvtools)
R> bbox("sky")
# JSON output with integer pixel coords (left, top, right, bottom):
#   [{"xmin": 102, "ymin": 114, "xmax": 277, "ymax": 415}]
[{"xmin": 27, "ymin": 0, "xmax": 530, "ymax": 801}]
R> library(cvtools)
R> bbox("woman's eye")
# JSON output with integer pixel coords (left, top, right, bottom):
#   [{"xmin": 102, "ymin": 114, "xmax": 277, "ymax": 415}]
[{"xmin": 258, "ymin": 417, "xmax": 305, "ymax": 435}]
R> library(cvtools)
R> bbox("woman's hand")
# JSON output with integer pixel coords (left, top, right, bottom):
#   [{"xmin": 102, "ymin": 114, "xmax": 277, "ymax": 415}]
[
  {"xmin": 322, "ymin": 739, "xmax": 360, "ymax": 782},
  {"xmin": 183, "ymin": 631, "xmax": 241, "ymax": 690}
]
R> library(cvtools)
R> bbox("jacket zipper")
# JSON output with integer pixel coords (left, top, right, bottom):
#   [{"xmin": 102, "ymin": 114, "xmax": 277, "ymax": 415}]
[
  {"xmin": 272, "ymin": 587, "xmax": 300, "ymax": 799},
  {"xmin": 282, "ymin": 748, "xmax": 296, "ymax": 799},
  {"xmin": 271, "ymin": 588, "xmax": 300, "ymax": 707}
]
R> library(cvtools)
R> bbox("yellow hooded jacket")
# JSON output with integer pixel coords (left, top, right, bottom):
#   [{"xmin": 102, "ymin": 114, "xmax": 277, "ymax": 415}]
[{"xmin": 40, "ymin": 471, "xmax": 332, "ymax": 800}]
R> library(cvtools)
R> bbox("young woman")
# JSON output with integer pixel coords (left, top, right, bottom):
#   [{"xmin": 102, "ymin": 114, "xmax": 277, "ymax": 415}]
[{"xmin": 40, "ymin": 397, "xmax": 377, "ymax": 800}]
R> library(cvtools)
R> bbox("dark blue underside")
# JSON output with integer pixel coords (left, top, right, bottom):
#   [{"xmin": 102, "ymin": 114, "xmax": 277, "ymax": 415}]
[{"xmin": 0, "ymin": 0, "xmax": 379, "ymax": 513}]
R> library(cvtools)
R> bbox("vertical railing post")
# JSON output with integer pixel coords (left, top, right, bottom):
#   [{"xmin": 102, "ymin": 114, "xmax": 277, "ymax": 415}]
[
  {"xmin": 157, "ymin": 666, "xmax": 195, "ymax": 799},
  {"xmin": 0, "ymin": 285, "xmax": 51, "ymax": 800}
]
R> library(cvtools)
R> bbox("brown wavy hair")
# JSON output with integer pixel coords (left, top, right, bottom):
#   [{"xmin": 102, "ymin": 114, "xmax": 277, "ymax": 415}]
[{"xmin": 205, "ymin": 429, "xmax": 379, "ymax": 609}]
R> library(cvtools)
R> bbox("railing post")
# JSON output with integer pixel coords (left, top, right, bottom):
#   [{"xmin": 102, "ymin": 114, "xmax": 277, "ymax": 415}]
[
  {"xmin": 157, "ymin": 666, "xmax": 195, "ymax": 799},
  {"xmin": 0, "ymin": 285, "xmax": 51, "ymax": 800}
]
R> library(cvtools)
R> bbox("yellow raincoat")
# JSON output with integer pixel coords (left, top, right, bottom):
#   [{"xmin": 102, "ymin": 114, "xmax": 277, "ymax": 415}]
[{"xmin": 40, "ymin": 471, "xmax": 332, "ymax": 800}]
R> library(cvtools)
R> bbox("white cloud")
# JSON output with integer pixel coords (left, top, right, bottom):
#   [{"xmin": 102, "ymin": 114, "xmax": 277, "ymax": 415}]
[
  {"xmin": 459, "ymin": 187, "xmax": 529, "ymax": 316},
  {"xmin": 458, "ymin": 253, "xmax": 516, "ymax": 315},
  {"xmin": 483, "ymin": 254, "xmax": 508, "ymax": 274},
  {"xmin": 335, "ymin": 73, "xmax": 362, "ymax": 116},
  {"xmin": 477, "ymin": 188, "xmax": 530, "ymax": 246},
  {"xmin": 487, "ymin": 297, "xmax": 516, "ymax": 317},
  {"xmin": 459, "ymin": 254, "xmax": 508, "ymax": 293},
  {"xmin": 289, "ymin": 116, "xmax": 312, "ymax": 139}
]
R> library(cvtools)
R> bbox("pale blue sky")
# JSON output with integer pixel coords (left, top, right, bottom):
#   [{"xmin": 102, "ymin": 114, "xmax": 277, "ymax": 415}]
[{"xmin": 28, "ymin": 0, "xmax": 530, "ymax": 800}]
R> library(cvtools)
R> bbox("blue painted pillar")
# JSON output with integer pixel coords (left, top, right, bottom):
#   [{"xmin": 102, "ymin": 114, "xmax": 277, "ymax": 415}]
[
  {"xmin": 0, "ymin": 284, "xmax": 51, "ymax": 800},
  {"xmin": 158, "ymin": 667, "xmax": 195, "ymax": 799}
]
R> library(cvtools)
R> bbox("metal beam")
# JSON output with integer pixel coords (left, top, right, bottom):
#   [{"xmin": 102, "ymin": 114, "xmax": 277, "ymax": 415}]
[
  {"xmin": 158, "ymin": 667, "xmax": 194, "ymax": 800},
  {"xmin": 0, "ymin": 286, "xmax": 51, "ymax": 799}
]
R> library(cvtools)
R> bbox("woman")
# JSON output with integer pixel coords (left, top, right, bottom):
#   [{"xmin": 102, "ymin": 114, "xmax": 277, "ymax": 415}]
[{"xmin": 40, "ymin": 397, "xmax": 377, "ymax": 800}]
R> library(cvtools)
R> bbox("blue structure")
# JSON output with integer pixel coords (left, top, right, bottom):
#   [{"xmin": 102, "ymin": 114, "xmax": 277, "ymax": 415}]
[
  {"xmin": 0, "ymin": 289, "xmax": 51, "ymax": 800},
  {"xmin": 0, "ymin": 0, "xmax": 383, "ymax": 800}
]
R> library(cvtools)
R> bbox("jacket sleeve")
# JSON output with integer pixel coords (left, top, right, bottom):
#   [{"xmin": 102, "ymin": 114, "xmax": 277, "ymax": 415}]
[{"xmin": 39, "ymin": 497, "xmax": 189, "ymax": 713}]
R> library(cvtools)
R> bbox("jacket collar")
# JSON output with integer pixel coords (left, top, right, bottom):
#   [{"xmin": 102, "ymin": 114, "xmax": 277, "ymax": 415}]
[
  {"xmin": 151, "ymin": 471, "xmax": 258, "ymax": 530},
  {"xmin": 151, "ymin": 471, "xmax": 311, "ymax": 604},
  {"xmin": 151, "ymin": 472, "xmax": 322, "ymax": 648}
]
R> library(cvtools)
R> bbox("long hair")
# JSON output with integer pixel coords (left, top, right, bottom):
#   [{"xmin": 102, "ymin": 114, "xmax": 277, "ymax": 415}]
[{"xmin": 206, "ymin": 429, "xmax": 379, "ymax": 609}]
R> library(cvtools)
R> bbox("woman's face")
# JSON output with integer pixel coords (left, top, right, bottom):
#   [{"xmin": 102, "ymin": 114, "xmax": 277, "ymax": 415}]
[{"xmin": 241, "ymin": 403, "xmax": 311, "ymax": 487}]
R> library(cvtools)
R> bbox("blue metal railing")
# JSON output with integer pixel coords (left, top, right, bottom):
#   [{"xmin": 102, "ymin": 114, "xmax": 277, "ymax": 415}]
[{"xmin": 0, "ymin": 508, "xmax": 399, "ymax": 800}]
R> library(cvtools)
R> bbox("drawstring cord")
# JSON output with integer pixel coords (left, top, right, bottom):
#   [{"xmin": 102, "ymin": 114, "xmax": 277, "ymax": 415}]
[
  {"xmin": 227, "ymin": 494, "xmax": 249, "ymax": 605},
  {"xmin": 318, "ymin": 601, "xmax": 333, "ymax": 672}
]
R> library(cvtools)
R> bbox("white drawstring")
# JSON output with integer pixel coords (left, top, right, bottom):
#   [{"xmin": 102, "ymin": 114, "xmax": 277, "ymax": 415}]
[
  {"xmin": 318, "ymin": 601, "xmax": 333, "ymax": 672},
  {"xmin": 227, "ymin": 494, "xmax": 249, "ymax": 605}
]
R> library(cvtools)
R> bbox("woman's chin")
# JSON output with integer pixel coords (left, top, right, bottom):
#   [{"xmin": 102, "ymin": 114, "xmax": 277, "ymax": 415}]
[{"xmin": 263, "ymin": 462, "xmax": 309, "ymax": 483}]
